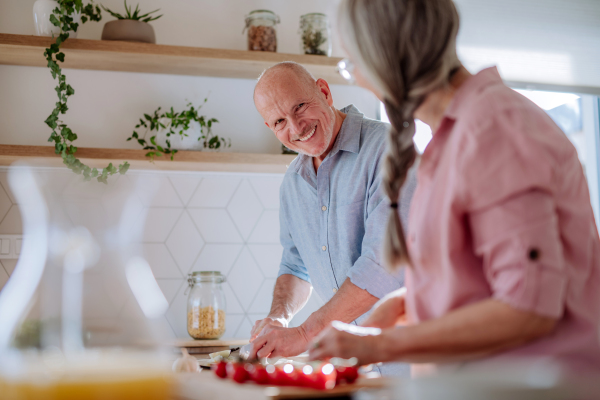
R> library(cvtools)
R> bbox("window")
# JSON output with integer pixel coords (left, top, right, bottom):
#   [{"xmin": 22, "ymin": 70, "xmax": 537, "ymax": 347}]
[
  {"xmin": 379, "ymin": 102, "xmax": 432, "ymax": 154},
  {"xmin": 378, "ymin": 92, "xmax": 600, "ymax": 225}
]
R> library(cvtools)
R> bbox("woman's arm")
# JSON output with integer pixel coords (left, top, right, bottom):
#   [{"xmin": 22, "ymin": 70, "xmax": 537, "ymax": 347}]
[
  {"xmin": 360, "ymin": 287, "xmax": 407, "ymax": 329},
  {"xmin": 309, "ymin": 298, "xmax": 557, "ymax": 365}
]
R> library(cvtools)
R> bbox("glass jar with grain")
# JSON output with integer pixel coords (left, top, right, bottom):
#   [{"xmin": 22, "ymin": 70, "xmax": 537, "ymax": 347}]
[
  {"xmin": 299, "ymin": 13, "xmax": 332, "ymax": 56},
  {"xmin": 186, "ymin": 271, "xmax": 227, "ymax": 339},
  {"xmin": 244, "ymin": 9, "xmax": 280, "ymax": 52}
]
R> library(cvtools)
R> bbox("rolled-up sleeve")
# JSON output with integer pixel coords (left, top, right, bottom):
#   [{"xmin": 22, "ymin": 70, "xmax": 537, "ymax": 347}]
[
  {"xmin": 278, "ymin": 205, "xmax": 311, "ymax": 283},
  {"xmin": 347, "ymin": 165, "xmax": 415, "ymax": 298},
  {"xmin": 469, "ymin": 190, "xmax": 567, "ymax": 318}
]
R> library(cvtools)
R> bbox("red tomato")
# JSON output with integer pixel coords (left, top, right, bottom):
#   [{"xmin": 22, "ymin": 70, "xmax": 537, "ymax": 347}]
[
  {"xmin": 212, "ymin": 361, "xmax": 228, "ymax": 379},
  {"xmin": 337, "ymin": 366, "xmax": 359, "ymax": 384},
  {"xmin": 316, "ymin": 363, "xmax": 337, "ymax": 390},
  {"xmin": 249, "ymin": 364, "xmax": 270, "ymax": 385},
  {"xmin": 265, "ymin": 364, "xmax": 289, "ymax": 386},
  {"xmin": 226, "ymin": 362, "xmax": 249, "ymax": 384},
  {"xmin": 281, "ymin": 364, "xmax": 300, "ymax": 386}
]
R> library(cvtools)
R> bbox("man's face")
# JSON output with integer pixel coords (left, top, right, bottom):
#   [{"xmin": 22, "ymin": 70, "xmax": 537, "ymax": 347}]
[{"xmin": 255, "ymin": 72, "xmax": 336, "ymax": 158}]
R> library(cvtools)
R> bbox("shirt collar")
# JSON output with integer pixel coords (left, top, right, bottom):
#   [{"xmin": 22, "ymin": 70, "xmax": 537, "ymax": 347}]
[
  {"xmin": 291, "ymin": 104, "xmax": 363, "ymax": 175},
  {"xmin": 444, "ymin": 67, "xmax": 503, "ymax": 120}
]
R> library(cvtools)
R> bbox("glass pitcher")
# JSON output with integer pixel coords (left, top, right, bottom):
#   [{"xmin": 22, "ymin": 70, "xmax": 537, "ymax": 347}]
[{"xmin": 0, "ymin": 165, "xmax": 173, "ymax": 399}]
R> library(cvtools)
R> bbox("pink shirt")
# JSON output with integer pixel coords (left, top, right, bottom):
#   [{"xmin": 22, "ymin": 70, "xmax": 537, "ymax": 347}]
[{"xmin": 406, "ymin": 67, "xmax": 600, "ymax": 375}]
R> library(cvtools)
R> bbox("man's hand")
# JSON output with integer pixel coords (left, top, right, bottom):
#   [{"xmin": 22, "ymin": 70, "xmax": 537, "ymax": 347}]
[
  {"xmin": 250, "ymin": 316, "xmax": 287, "ymax": 342},
  {"xmin": 361, "ymin": 287, "xmax": 407, "ymax": 329},
  {"xmin": 248, "ymin": 325, "xmax": 310, "ymax": 359}
]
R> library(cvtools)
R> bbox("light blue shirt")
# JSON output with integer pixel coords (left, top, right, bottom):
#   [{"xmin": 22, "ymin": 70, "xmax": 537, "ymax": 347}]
[{"xmin": 278, "ymin": 105, "xmax": 416, "ymax": 375}]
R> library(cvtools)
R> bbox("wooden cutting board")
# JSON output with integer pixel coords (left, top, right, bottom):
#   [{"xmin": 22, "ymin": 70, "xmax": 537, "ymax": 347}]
[
  {"xmin": 173, "ymin": 338, "xmax": 249, "ymax": 348},
  {"xmin": 263, "ymin": 377, "xmax": 392, "ymax": 399},
  {"xmin": 173, "ymin": 338, "xmax": 249, "ymax": 354},
  {"xmin": 175, "ymin": 371, "xmax": 393, "ymax": 400}
]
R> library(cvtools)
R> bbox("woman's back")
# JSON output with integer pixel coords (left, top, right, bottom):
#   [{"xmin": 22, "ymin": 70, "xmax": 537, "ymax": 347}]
[{"xmin": 406, "ymin": 66, "xmax": 600, "ymax": 375}]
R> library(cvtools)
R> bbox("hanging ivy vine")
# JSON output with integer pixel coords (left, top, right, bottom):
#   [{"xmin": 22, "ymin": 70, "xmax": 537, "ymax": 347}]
[{"xmin": 45, "ymin": 0, "xmax": 130, "ymax": 183}]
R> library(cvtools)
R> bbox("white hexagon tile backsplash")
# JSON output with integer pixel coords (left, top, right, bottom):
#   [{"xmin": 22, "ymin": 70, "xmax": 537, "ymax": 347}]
[{"xmin": 0, "ymin": 168, "xmax": 323, "ymax": 340}]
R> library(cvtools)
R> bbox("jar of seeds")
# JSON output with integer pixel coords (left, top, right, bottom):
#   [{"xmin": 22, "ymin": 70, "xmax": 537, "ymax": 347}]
[
  {"xmin": 244, "ymin": 9, "xmax": 280, "ymax": 52},
  {"xmin": 299, "ymin": 13, "xmax": 331, "ymax": 56},
  {"xmin": 185, "ymin": 271, "xmax": 227, "ymax": 339}
]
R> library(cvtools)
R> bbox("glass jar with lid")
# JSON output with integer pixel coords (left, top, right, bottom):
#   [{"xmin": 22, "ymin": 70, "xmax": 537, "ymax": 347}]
[
  {"xmin": 244, "ymin": 9, "xmax": 280, "ymax": 52},
  {"xmin": 299, "ymin": 13, "xmax": 332, "ymax": 56},
  {"xmin": 186, "ymin": 271, "xmax": 227, "ymax": 339}
]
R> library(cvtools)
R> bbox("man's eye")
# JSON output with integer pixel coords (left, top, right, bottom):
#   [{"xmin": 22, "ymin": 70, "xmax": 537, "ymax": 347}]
[
  {"xmin": 275, "ymin": 119, "xmax": 284, "ymax": 126},
  {"xmin": 297, "ymin": 103, "xmax": 305, "ymax": 109}
]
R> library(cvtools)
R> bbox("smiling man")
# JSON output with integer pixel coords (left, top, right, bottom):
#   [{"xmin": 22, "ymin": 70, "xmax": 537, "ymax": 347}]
[{"xmin": 249, "ymin": 62, "xmax": 416, "ymax": 376}]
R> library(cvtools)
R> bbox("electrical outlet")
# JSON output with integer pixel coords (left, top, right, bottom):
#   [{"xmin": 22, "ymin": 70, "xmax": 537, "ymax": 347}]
[{"xmin": 0, "ymin": 235, "xmax": 23, "ymax": 259}]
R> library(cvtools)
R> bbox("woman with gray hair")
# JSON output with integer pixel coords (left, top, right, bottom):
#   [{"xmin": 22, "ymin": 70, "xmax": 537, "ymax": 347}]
[{"xmin": 308, "ymin": 0, "xmax": 600, "ymax": 376}]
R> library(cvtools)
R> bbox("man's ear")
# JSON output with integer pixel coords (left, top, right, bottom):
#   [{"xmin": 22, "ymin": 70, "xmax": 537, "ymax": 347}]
[
  {"xmin": 264, "ymin": 121, "xmax": 271, "ymax": 129},
  {"xmin": 316, "ymin": 78, "xmax": 334, "ymax": 106}
]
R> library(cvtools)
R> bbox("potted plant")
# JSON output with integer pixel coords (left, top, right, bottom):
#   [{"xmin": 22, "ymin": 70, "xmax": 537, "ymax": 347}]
[
  {"xmin": 126, "ymin": 98, "xmax": 231, "ymax": 160},
  {"xmin": 33, "ymin": 0, "xmax": 81, "ymax": 37},
  {"xmin": 101, "ymin": 0, "xmax": 162, "ymax": 44}
]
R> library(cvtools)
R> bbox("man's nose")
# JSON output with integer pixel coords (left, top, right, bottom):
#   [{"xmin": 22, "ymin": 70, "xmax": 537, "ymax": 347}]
[{"xmin": 288, "ymin": 117, "xmax": 305, "ymax": 136}]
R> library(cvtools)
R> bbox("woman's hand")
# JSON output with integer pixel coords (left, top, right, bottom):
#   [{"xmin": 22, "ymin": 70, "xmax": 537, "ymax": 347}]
[
  {"xmin": 308, "ymin": 321, "xmax": 384, "ymax": 365},
  {"xmin": 361, "ymin": 287, "xmax": 407, "ymax": 328}
]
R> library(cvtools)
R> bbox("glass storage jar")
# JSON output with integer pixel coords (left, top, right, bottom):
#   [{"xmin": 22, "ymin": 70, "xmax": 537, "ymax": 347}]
[
  {"xmin": 244, "ymin": 9, "xmax": 280, "ymax": 52},
  {"xmin": 186, "ymin": 271, "xmax": 227, "ymax": 339},
  {"xmin": 299, "ymin": 13, "xmax": 332, "ymax": 56}
]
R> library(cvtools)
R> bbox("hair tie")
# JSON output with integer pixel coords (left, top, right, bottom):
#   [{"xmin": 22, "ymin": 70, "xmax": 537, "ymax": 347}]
[{"xmin": 390, "ymin": 203, "xmax": 398, "ymax": 209}]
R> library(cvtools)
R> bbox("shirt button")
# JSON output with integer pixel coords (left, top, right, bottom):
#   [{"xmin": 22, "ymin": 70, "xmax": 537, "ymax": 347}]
[
  {"xmin": 322, "ymin": 246, "xmax": 327, "ymax": 251},
  {"xmin": 332, "ymin": 288, "xmax": 338, "ymax": 293},
  {"xmin": 322, "ymin": 206, "xmax": 327, "ymax": 211}
]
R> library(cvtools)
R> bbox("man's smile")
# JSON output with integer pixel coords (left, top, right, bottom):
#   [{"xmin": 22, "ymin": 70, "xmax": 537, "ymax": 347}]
[{"xmin": 296, "ymin": 125, "xmax": 317, "ymax": 142}]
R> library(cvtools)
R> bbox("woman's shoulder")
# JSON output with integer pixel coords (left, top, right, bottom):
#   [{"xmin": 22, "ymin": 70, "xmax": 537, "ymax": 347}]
[
  {"xmin": 456, "ymin": 83, "xmax": 575, "ymax": 163},
  {"xmin": 451, "ymin": 84, "xmax": 579, "ymax": 210}
]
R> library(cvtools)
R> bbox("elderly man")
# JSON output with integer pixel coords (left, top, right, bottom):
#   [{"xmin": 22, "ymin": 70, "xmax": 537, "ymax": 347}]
[{"xmin": 249, "ymin": 61, "xmax": 415, "ymax": 375}]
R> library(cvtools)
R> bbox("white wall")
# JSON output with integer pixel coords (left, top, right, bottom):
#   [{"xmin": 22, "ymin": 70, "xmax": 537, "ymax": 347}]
[
  {"xmin": 0, "ymin": 0, "xmax": 380, "ymax": 152},
  {"xmin": 0, "ymin": 0, "xmax": 376, "ymax": 341},
  {"xmin": 0, "ymin": 167, "xmax": 325, "ymax": 340}
]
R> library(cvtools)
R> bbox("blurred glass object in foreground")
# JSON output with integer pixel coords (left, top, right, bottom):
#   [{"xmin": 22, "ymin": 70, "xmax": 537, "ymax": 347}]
[{"xmin": 0, "ymin": 164, "xmax": 173, "ymax": 399}]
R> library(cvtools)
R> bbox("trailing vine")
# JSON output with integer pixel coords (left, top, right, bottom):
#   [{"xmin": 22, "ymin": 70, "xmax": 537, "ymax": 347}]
[{"xmin": 45, "ymin": 0, "xmax": 130, "ymax": 183}]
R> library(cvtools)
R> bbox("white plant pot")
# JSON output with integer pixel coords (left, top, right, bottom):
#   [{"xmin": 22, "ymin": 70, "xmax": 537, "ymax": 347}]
[
  {"xmin": 155, "ymin": 121, "xmax": 205, "ymax": 151},
  {"xmin": 33, "ymin": 0, "xmax": 81, "ymax": 38}
]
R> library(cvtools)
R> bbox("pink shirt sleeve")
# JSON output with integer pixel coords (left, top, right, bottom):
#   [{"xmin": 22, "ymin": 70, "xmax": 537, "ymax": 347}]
[
  {"xmin": 459, "ymin": 108, "xmax": 571, "ymax": 318},
  {"xmin": 469, "ymin": 190, "xmax": 568, "ymax": 317}
]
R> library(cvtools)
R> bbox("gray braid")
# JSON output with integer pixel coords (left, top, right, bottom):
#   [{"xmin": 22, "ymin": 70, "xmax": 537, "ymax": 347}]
[
  {"xmin": 382, "ymin": 99, "xmax": 419, "ymax": 268},
  {"xmin": 338, "ymin": 0, "xmax": 461, "ymax": 269}
]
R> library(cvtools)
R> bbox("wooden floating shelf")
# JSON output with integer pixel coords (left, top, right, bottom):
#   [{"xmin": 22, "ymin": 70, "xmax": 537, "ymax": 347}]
[
  {"xmin": 0, "ymin": 145, "xmax": 296, "ymax": 174},
  {"xmin": 0, "ymin": 33, "xmax": 346, "ymax": 83}
]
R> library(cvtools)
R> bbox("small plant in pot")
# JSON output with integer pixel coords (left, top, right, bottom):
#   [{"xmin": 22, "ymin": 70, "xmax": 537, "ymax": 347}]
[
  {"xmin": 101, "ymin": 0, "xmax": 162, "ymax": 44},
  {"xmin": 127, "ymin": 98, "xmax": 231, "ymax": 161}
]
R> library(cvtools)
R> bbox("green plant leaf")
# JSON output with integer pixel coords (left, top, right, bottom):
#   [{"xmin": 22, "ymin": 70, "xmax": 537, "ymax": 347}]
[
  {"xmin": 49, "ymin": 14, "xmax": 60, "ymax": 27},
  {"xmin": 119, "ymin": 162, "xmax": 130, "ymax": 174}
]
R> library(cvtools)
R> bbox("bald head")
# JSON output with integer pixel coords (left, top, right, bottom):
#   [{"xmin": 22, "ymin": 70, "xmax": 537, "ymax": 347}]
[{"xmin": 254, "ymin": 62, "xmax": 317, "ymax": 103}]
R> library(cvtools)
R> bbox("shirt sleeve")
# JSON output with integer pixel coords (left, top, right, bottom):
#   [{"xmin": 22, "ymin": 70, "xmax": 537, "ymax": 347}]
[
  {"xmin": 346, "ymin": 161, "xmax": 415, "ymax": 298},
  {"xmin": 278, "ymin": 204, "xmax": 311, "ymax": 284},
  {"xmin": 469, "ymin": 190, "xmax": 567, "ymax": 318},
  {"xmin": 461, "ymin": 108, "xmax": 569, "ymax": 318}
]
